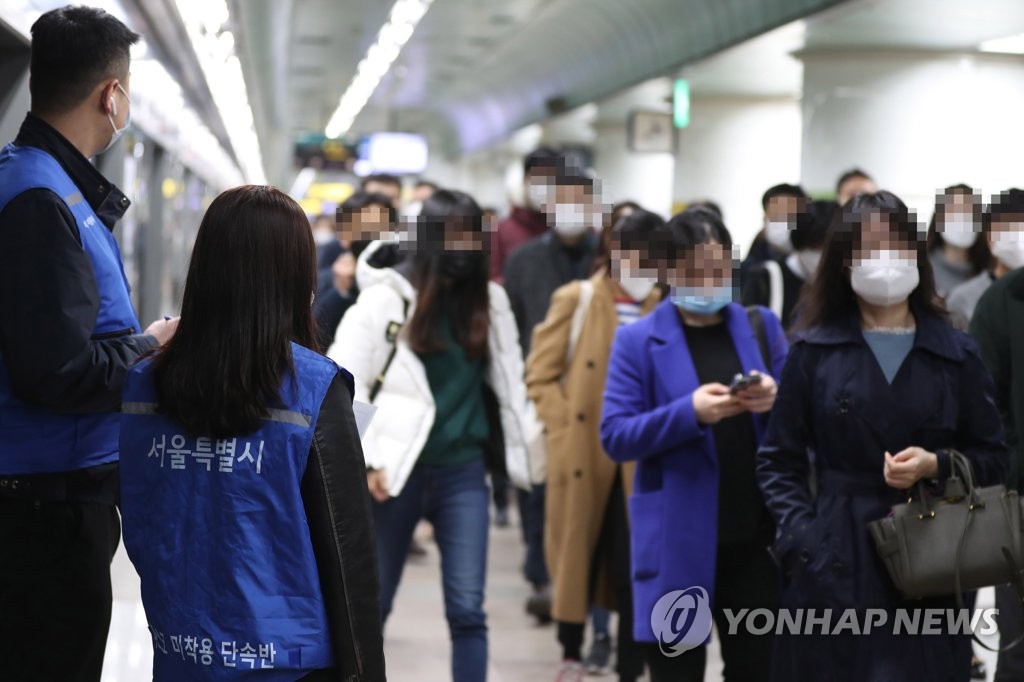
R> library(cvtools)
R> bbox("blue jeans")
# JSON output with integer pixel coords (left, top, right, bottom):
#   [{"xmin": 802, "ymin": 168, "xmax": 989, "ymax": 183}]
[{"xmin": 374, "ymin": 457, "xmax": 490, "ymax": 682}]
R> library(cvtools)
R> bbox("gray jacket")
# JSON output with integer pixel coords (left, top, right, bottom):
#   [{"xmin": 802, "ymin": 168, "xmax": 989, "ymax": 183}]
[{"xmin": 947, "ymin": 271, "xmax": 994, "ymax": 328}]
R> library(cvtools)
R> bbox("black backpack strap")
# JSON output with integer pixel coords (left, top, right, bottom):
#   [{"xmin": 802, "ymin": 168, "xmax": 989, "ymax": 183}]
[
  {"xmin": 369, "ymin": 299, "xmax": 409, "ymax": 404},
  {"xmin": 746, "ymin": 305, "xmax": 771, "ymax": 375}
]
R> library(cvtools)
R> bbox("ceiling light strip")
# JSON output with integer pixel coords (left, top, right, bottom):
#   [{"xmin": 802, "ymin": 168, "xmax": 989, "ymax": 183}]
[
  {"xmin": 325, "ymin": 0, "xmax": 434, "ymax": 139},
  {"xmin": 175, "ymin": 0, "xmax": 266, "ymax": 184}
]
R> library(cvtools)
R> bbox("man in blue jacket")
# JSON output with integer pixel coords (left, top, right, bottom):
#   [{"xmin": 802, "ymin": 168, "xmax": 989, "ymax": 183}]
[{"xmin": 0, "ymin": 7, "xmax": 176, "ymax": 681}]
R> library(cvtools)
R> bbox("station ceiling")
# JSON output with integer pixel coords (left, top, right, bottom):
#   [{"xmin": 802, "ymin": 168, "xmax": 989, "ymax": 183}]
[
  {"xmin": 220, "ymin": 0, "xmax": 1024, "ymax": 185},
  {"xmin": 230, "ymin": 0, "xmax": 849, "ymax": 184}
]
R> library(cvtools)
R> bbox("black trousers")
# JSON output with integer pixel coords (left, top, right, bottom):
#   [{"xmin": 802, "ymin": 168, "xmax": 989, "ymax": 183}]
[
  {"xmin": 996, "ymin": 584, "xmax": 1024, "ymax": 681},
  {"xmin": 644, "ymin": 536, "xmax": 778, "ymax": 682},
  {"xmin": 0, "ymin": 496, "xmax": 121, "ymax": 682},
  {"xmin": 557, "ymin": 471, "xmax": 646, "ymax": 680}
]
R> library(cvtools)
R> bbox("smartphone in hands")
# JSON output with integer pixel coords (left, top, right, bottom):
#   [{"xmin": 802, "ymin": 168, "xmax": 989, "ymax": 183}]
[{"xmin": 729, "ymin": 371, "xmax": 763, "ymax": 395}]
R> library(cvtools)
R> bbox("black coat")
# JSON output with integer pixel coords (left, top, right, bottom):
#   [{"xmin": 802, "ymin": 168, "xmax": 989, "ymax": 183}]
[
  {"xmin": 503, "ymin": 231, "xmax": 598, "ymax": 358},
  {"xmin": 971, "ymin": 267, "xmax": 1024, "ymax": 493},
  {"xmin": 757, "ymin": 306, "xmax": 1008, "ymax": 682}
]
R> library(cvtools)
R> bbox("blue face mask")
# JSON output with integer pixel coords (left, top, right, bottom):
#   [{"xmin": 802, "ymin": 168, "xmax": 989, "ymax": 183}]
[{"xmin": 670, "ymin": 286, "xmax": 732, "ymax": 315}]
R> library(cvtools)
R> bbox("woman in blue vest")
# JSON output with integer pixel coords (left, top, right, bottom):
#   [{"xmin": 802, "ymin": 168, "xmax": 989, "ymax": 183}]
[
  {"xmin": 119, "ymin": 185, "xmax": 386, "ymax": 682},
  {"xmin": 756, "ymin": 191, "xmax": 1007, "ymax": 682},
  {"xmin": 329, "ymin": 189, "xmax": 530, "ymax": 682},
  {"xmin": 599, "ymin": 207, "xmax": 789, "ymax": 682}
]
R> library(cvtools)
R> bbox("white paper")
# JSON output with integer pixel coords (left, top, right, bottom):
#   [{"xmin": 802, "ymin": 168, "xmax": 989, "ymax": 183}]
[{"xmin": 352, "ymin": 401, "xmax": 378, "ymax": 439}]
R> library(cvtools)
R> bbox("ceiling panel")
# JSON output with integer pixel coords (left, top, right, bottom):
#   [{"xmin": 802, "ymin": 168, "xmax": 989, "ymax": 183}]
[{"xmin": 236, "ymin": 0, "xmax": 1024, "ymax": 186}]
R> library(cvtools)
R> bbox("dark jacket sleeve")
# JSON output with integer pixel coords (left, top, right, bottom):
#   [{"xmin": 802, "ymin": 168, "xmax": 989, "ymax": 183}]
[
  {"xmin": 502, "ymin": 251, "xmax": 527, "ymax": 358},
  {"xmin": 971, "ymin": 286, "xmax": 1019, "ymax": 490},
  {"xmin": 952, "ymin": 337, "xmax": 1009, "ymax": 487},
  {"xmin": 313, "ymin": 288, "xmax": 357, "ymax": 350},
  {"xmin": 301, "ymin": 372, "xmax": 386, "ymax": 681},
  {"xmin": 756, "ymin": 342, "xmax": 817, "ymax": 559},
  {"xmin": 0, "ymin": 189, "xmax": 157, "ymax": 413},
  {"xmin": 490, "ymin": 223, "xmax": 507, "ymax": 285}
]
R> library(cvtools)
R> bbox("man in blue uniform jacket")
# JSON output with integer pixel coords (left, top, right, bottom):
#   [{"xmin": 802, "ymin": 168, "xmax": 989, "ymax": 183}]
[{"xmin": 0, "ymin": 7, "xmax": 177, "ymax": 681}]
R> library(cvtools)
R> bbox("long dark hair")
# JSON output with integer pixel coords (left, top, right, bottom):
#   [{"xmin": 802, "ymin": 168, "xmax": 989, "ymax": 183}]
[
  {"xmin": 151, "ymin": 185, "xmax": 320, "ymax": 438},
  {"xmin": 925, "ymin": 183, "xmax": 991, "ymax": 275},
  {"xmin": 795, "ymin": 191, "xmax": 945, "ymax": 331},
  {"xmin": 407, "ymin": 189, "xmax": 490, "ymax": 359}
]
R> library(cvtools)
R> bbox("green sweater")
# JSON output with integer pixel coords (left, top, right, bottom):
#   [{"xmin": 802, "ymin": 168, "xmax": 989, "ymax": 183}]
[{"xmin": 415, "ymin": 309, "xmax": 490, "ymax": 467}]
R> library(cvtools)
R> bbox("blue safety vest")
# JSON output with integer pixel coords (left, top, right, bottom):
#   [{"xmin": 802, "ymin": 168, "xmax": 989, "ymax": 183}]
[
  {"xmin": 119, "ymin": 343, "xmax": 340, "ymax": 681},
  {"xmin": 0, "ymin": 144, "xmax": 140, "ymax": 475}
]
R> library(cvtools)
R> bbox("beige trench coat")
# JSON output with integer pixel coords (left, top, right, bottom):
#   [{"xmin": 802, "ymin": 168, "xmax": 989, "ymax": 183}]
[{"xmin": 525, "ymin": 269, "xmax": 661, "ymax": 624}]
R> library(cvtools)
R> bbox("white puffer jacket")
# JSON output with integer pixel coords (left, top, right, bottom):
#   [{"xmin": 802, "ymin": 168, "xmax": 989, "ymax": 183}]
[{"xmin": 327, "ymin": 241, "xmax": 532, "ymax": 497}]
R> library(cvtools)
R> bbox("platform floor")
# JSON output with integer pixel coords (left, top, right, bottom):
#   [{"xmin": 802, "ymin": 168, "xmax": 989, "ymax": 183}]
[{"xmin": 100, "ymin": 508, "xmax": 997, "ymax": 682}]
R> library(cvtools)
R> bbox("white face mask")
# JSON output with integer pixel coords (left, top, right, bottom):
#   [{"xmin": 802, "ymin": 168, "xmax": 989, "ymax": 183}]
[
  {"xmin": 552, "ymin": 203, "xmax": 590, "ymax": 237},
  {"xmin": 795, "ymin": 250, "xmax": 823, "ymax": 279},
  {"xmin": 312, "ymin": 228, "xmax": 335, "ymax": 246},
  {"xmin": 765, "ymin": 220, "xmax": 793, "ymax": 253},
  {"xmin": 940, "ymin": 215, "xmax": 979, "ymax": 249},
  {"xmin": 101, "ymin": 83, "xmax": 131, "ymax": 155},
  {"xmin": 991, "ymin": 230, "xmax": 1024, "ymax": 270},
  {"xmin": 619, "ymin": 276, "xmax": 655, "ymax": 301},
  {"xmin": 526, "ymin": 182, "xmax": 551, "ymax": 211},
  {"xmin": 850, "ymin": 251, "xmax": 920, "ymax": 307}
]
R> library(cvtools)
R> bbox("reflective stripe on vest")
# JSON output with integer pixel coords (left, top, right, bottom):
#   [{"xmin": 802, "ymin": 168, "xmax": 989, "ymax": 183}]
[
  {"xmin": 119, "ymin": 343, "xmax": 340, "ymax": 681},
  {"xmin": 0, "ymin": 144, "xmax": 141, "ymax": 475}
]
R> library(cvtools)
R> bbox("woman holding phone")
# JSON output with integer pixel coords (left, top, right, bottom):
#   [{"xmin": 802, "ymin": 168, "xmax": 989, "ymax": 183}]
[{"xmin": 600, "ymin": 207, "xmax": 788, "ymax": 682}]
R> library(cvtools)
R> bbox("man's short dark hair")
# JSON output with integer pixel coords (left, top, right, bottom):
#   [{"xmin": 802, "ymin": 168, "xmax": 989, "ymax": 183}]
[
  {"xmin": 524, "ymin": 146, "xmax": 564, "ymax": 175},
  {"xmin": 554, "ymin": 168, "xmax": 594, "ymax": 190},
  {"xmin": 337, "ymin": 191, "xmax": 398, "ymax": 226},
  {"xmin": 360, "ymin": 173, "xmax": 401, "ymax": 191},
  {"xmin": 30, "ymin": 6, "xmax": 140, "ymax": 115},
  {"xmin": 835, "ymin": 168, "xmax": 873, "ymax": 195},
  {"xmin": 414, "ymin": 179, "xmax": 438, "ymax": 191},
  {"xmin": 986, "ymin": 188, "xmax": 1024, "ymax": 228},
  {"xmin": 761, "ymin": 183, "xmax": 807, "ymax": 210},
  {"xmin": 791, "ymin": 200, "xmax": 836, "ymax": 252}
]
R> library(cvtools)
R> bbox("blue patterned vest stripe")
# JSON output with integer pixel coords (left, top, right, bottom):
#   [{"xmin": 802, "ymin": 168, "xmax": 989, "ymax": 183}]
[
  {"xmin": 0, "ymin": 144, "xmax": 140, "ymax": 474},
  {"xmin": 119, "ymin": 343, "xmax": 339, "ymax": 681}
]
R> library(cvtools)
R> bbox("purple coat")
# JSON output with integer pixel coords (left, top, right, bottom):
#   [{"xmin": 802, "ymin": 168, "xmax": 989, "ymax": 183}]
[{"xmin": 600, "ymin": 300, "xmax": 788, "ymax": 643}]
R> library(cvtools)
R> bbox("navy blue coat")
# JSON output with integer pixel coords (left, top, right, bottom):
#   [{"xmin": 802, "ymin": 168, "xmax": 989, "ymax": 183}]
[
  {"xmin": 600, "ymin": 300, "xmax": 788, "ymax": 644},
  {"xmin": 757, "ymin": 307, "xmax": 1007, "ymax": 681}
]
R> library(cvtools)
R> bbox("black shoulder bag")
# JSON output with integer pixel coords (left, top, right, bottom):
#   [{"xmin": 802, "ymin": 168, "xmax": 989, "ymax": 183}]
[
  {"xmin": 746, "ymin": 305, "xmax": 772, "ymax": 374},
  {"xmin": 368, "ymin": 299, "xmax": 409, "ymax": 404}
]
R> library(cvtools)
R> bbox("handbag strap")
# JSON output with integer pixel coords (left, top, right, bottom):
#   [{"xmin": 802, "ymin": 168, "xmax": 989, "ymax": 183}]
[
  {"xmin": 948, "ymin": 449, "xmax": 1024, "ymax": 652},
  {"xmin": 368, "ymin": 298, "xmax": 409, "ymax": 404},
  {"xmin": 565, "ymin": 280, "xmax": 594, "ymax": 366},
  {"xmin": 763, "ymin": 259, "xmax": 784, "ymax": 320}
]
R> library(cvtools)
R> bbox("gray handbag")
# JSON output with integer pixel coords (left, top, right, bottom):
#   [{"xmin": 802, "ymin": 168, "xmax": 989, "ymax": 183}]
[{"xmin": 868, "ymin": 450, "xmax": 1024, "ymax": 650}]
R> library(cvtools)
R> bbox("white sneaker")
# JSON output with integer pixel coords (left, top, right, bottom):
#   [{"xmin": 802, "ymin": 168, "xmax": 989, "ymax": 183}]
[{"xmin": 555, "ymin": 660, "xmax": 586, "ymax": 682}]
